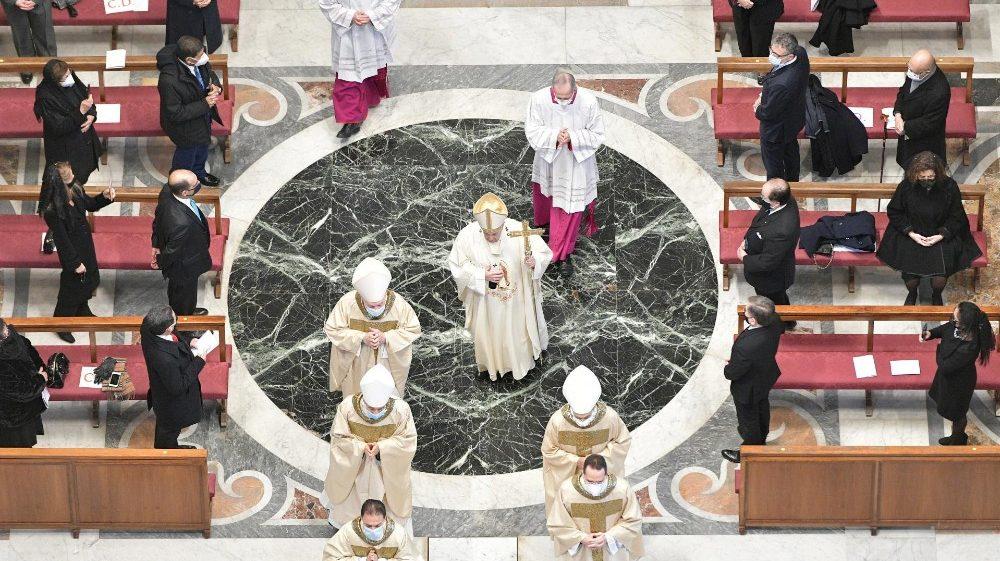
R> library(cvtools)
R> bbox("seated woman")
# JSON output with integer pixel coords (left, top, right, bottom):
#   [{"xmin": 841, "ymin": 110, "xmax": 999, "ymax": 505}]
[
  {"xmin": 876, "ymin": 151, "xmax": 982, "ymax": 305},
  {"xmin": 41, "ymin": 163, "xmax": 116, "ymax": 343},
  {"xmin": 0, "ymin": 318, "xmax": 48, "ymax": 448}
]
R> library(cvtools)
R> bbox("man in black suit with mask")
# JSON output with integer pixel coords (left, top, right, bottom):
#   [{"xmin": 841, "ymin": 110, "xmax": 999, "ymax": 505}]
[
  {"xmin": 140, "ymin": 306, "xmax": 209, "ymax": 449},
  {"xmin": 738, "ymin": 178, "xmax": 800, "ymax": 318},
  {"xmin": 152, "ymin": 169, "xmax": 213, "ymax": 316},
  {"xmin": 721, "ymin": 295, "xmax": 784, "ymax": 464},
  {"xmin": 893, "ymin": 49, "xmax": 950, "ymax": 169},
  {"xmin": 729, "ymin": 0, "xmax": 784, "ymax": 57},
  {"xmin": 755, "ymin": 31, "xmax": 809, "ymax": 182}
]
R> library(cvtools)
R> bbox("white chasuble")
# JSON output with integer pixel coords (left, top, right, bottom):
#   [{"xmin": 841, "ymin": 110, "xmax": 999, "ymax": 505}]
[
  {"xmin": 325, "ymin": 395, "xmax": 417, "ymax": 528},
  {"xmin": 548, "ymin": 476, "xmax": 644, "ymax": 561},
  {"xmin": 319, "ymin": 0, "xmax": 400, "ymax": 82},
  {"xmin": 325, "ymin": 290, "xmax": 422, "ymax": 396},
  {"xmin": 447, "ymin": 218, "xmax": 553, "ymax": 380},
  {"xmin": 541, "ymin": 403, "xmax": 632, "ymax": 513},
  {"xmin": 322, "ymin": 518, "xmax": 420, "ymax": 561},
  {"xmin": 525, "ymin": 87, "xmax": 605, "ymax": 214}
]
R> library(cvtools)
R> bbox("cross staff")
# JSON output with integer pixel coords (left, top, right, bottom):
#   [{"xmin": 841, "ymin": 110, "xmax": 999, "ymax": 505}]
[{"xmin": 508, "ymin": 219, "xmax": 546, "ymax": 337}]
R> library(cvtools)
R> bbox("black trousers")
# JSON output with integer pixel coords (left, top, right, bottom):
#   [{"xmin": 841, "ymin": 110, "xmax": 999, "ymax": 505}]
[
  {"xmin": 153, "ymin": 419, "xmax": 181, "ymax": 449},
  {"xmin": 53, "ymin": 270, "xmax": 94, "ymax": 318},
  {"xmin": 761, "ymin": 139, "xmax": 801, "ymax": 182},
  {"xmin": 167, "ymin": 276, "xmax": 198, "ymax": 316},
  {"xmin": 756, "ymin": 288, "xmax": 790, "ymax": 307},
  {"xmin": 732, "ymin": 9, "xmax": 775, "ymax": 57},
  {"xmin": 735, "ymin": 396, "xmax": 771, "ymax": 446}
]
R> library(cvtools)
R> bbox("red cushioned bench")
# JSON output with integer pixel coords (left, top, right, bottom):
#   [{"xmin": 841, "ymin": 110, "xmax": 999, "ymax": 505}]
[
  {"xmin": 720, "ymin": 181, "xmax": 988, "ymax": 293},
  {"xmin": 0, "ymin": 185, "xmax": 228, "ymax": 298},
  {"xmin": 0, "ymin": 55, "xmax": 234, "ymax": 164},
  {"xmin": 5, "ymin": 315, "xmax": 231, "ymax": 428},
  {"xmin": 712, "ymin": 0, "xmax": 970, "ymax": 51},
  {"xmin": 736, "ymin": 305, "xmax": 1000, "ymax": 416},
  {"xmin": 0, "ymin": 0, "xmax": 241, "ymax": 51},
  {"xmin": 712, "ymin": 56, "xmax": 976, "ymax": 167}
]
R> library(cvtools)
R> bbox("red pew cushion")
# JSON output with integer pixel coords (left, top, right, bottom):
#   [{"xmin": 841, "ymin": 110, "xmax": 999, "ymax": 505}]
[
  {"xmin": 209, "ymin": 473, "xmax": 217, "ymax": 500},
  {"xmin": 0, "ymin": 214, "xmax": 229, "ymax": 237},
  {"xmin": 0, "ymin": 0, "xmax": 240, "ymax": 25},
  {"xmin": 712, "ymin": 0, "xmax": 970, "ymax": 23}
]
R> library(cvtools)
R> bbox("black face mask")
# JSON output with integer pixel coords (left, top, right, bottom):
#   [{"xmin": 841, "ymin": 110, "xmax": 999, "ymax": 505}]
[
  {"xmin": 750, "ymin": 196, "xmax": 768, "ymax": 208},
  {"xmin": 916, "ymin": 179, "xmax": 935, "ymax": 190},
  {"xmin": 190, "ymin": 182, "xmax": 202, "ymax": 196}
]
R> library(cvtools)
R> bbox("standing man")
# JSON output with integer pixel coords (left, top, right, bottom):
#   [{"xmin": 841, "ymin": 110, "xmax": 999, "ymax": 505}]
[
  {"xmin": 447, "ymin": 192, "xmax": 553, "ymax": 381},
  {"xmin": 1, "ymin": 0, "xmax": 56, "ymax": 84},
  {"xmin": 322, "ymin": 499, "xmax": 419, "ymax": 561},
  {"xmin": 893, "ymin": 49, "xmax": 950, "ymax": 169},
  {"xmin": 151, "ymin": 170, "xmax": 213, "ymax": 317},
  {"xmin": 525, "ymin": 69, "xmax": 605, "ymax": 277},
  {"xmin": 754, "ymin": 32, "xmax": 809, "ymax": 182},
  {"xmin": 140, "ymin": 306, "xmax": 212, "ymax": 449},
  {"xmin": 729, "ymin": 0, "xmax": 784, "ymax": 57},
  {"xmin": 324, "ymin": 257, "xmax": 421, "ymax": 397},
  {"xmin": 737, "ymin": 178, "xmax": 800, "ymax": 316},
  {"xmin": 319, "ymin": 0, "xmax": 401, "ymax": 140},
  {"xmin": 157, "ymin": 35, "xmax": 224, "ymax": 188},
  {"xmin": 166, "ymin": 0, "xmax": 223, "ymax": 54},
  {"xmin": 721, "ymin": 296, "xmax": 783, "ymax": 464}
]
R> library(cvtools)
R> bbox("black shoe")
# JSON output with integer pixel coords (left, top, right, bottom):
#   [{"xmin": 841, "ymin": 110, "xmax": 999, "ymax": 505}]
[
  {"xmin": 561, "ymin": 255, "xmax": 574, "ymax": 278},
  {"xmin": 346, "ymin": 123, "xmax": 362, "ymax": 138},
  {"xmin": 20, "ymin": 73, "xmax": 32, "ymax": 85},
  {"xmin": 67, "ymin": 4, "xmax": 78, "ymax": 16},
  {"xmin": 200, "ymin": 174, "xmax": 221, "ymax": 187},
  {"xmin": 336, "ymin": 124, "xmax": 352, "ymax": 138},
  {"xmin": 177, "ymin": 444, "xmax": 196, "ymax": 449},
  {"xmin": 56, "ymin": 332, "xmax": 76, "ymax": 344},
  {"xmin": 721, "ymin": 449, "xmax": 741, "ymax": 464},
  {"xmin": 904, "ymin": 291, "xmax": 917, "ymax": 306},
  {"xmin": 783, "ymin": 321, "xmax": 797, "ymax": 331},
  {"xmin": 192, "ymin": 307, "xmax": 209, "ymax": 316},
  {"xmin": 940, "ymin": 433, "xmax": 968, "ymax": 446},
  {"xmin": 931, "ymin": 293, "xmax": 944, "ymax": 306}
]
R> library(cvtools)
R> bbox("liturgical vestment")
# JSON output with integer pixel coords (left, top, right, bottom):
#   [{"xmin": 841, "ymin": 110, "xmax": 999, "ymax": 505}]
[
  {"xmin": 322, "ymin": 517, "xmax": 419, "ymax": 561},
  {"xmin": 548, "ymin": 475, "xmax": 644, "ymax": 561}
]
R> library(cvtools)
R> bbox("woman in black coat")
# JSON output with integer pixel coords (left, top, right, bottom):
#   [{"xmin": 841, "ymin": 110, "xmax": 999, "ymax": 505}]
[
  {"xmin": 33, "ymin": 59, "xmax": 103, "ymax": 189},
  {"xmin": 41, "ymin": 163, "xmax": 116, "ymax": 343},
  {"xmin": 922, "ymin": 301, "xmax": 995, "ymax": 445},
  {"xmin": 0, "ymin": 319, "xmax": 48, "ymax": 448},
  {"xmin": 876, "ymin": 151, "xmax": 981, "ymax": 306}
]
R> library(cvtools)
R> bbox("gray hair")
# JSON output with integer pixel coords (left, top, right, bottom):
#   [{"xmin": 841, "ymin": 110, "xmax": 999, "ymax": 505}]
[
  {"xmin": 141, "ymin": 306, "xmax": 176, "ymax": 336},
  {"xmin": 746, "ymin": 296, "xmax": 776, "ymax": 326},
  {"xmin": 771, "ymin": 32, "xmax": 798, "ymax": 56},
  {"xmin": 552, "ymin": 68, "xmax": 577, "ymax": 91}
]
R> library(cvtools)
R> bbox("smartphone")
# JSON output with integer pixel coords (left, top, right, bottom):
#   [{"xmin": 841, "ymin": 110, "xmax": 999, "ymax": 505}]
[{"xmin": 107, "ymin": 372, "xmax": 122, "ymax": 387}]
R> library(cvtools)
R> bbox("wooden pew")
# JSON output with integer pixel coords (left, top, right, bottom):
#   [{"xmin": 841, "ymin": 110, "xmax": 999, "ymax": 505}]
[
  {"xmin": 4, "ymin": 315, "xmax": 231, "ymax": 428},
  {"xmin": 0, "ymin": 55, "xmax": 234, "ymax": 164},
  {"xmin": 737, "ymin": 445, "xmax": 1000, "ymax": 534},
  {"xmin": 712, "ymin": 57, "xmax": 976, "ymax": 166},
  {"xmin": 720, "ymin": 181, "xmax": 989, "ymax": 292},
  {"xmin": 736, "ymin": 305, "xmax": 1000, "ymax": 416},
  {"xmin": 0, "ymin": 448, "xmax": 213, "ymax": 537}
]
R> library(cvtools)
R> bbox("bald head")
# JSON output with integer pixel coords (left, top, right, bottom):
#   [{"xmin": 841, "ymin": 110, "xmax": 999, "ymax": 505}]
[
  {"xmin": 168, "ymin": 169, "xmax": 199, "ymax": 198},
  {"xmin": 908, "ymin": 49, "xmax": 936, "ymax": 76},
  {"xmin": 761, "ymin": 178, "xmax": 790, "ymax": 209}
]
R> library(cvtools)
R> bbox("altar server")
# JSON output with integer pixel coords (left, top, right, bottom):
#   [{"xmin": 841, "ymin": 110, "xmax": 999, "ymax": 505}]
[
  {"xmin": 526, "ymin": 69, "xmax": 605, "ymax": 277},
  {"xmin": 324, "ymin": 365, "xmax": 417, "ymax": 529},
  {"xmin": 323, "ymin": 499, "xmax": 420, "ymax": 561},
  {"xmin": 325, "ymin": 257, "xmax": 421, "ymax": 397},
  {"xmin": 447, "ymin": 192, "xmax": 552, "ymax": 381}
]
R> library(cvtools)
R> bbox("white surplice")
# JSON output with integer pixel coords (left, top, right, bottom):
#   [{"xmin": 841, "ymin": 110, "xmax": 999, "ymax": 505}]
[
  {"xmin": 318, "ymin": 0, "xmax": 400, "ymax": 83},
  {"xmin": 525, "ymin": 87, "xmax": 605, "ymax": 214}
]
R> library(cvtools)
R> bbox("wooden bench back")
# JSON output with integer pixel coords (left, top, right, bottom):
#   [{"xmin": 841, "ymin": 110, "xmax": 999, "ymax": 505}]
[
  {"xmin": 722, "ymin": 181, "xmax": 986, "ymax": 231},
  {"xmin": 716, "ymin": 56, "xmax": 974, "ymax": 104},
  {"xmin": 0, "ymin": 184, "xmax": 224, "ymax": 234},
  {"xmin": 3, "ymin": 315, "xmax": 228, "ymax": 362},
  {"xmin": 739, "ymin": 445, "xmax": 1000, "ymax": 533},
  {"xmin": 0, "ymin": 55, "xmax": 230, "ymax": 103},
  {"xmin": 0, "ymin": 447, "xmax": 210, "ymax": 535}
]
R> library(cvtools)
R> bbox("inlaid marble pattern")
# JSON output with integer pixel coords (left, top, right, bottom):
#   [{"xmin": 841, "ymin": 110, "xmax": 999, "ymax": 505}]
[{"xmin": 228, "ymin": 118, "xmax": 717, "ymax": 475}]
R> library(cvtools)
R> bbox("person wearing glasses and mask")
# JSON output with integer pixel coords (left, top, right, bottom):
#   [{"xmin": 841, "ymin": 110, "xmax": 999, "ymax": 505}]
[
  {"xmin": 892, "ymin": 49, "xmax": 950, "ymax": 169},
  {"xmin": 156, "ymin": 35, "xmax": 224, "ymax": 188},
  {"xmin": 34, "ymin": 59, "xmax": 103, "ymax": 188},
  {"xmin": 877, "ymin": 152, "xmax": 981, "ymax": 306},
  {"xmin": 322, "ymin": 499, "xmax": 419, "ymax": 560},
  {"xmin": 42, "ymin": 163, "xmax": 116, "ymax": 343},
  {"xmin": 753, "ymin": 32, "xmax": 809, "ymax": 182},
  {"xmin": 151, "ymin": 169, "xmax": 213, "ymax": 316},
  {"xmin": 0, "ymin": 318, "xmax": 49, "ymax": 448}
]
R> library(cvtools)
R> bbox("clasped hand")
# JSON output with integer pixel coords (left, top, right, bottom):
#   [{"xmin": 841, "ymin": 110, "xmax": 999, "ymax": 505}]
[
  {"xmin": 582, "ymin": 532, "xmax": 607, "ymax": 549},
  {"xmin": 353, "ymin": 10, "xmax": 371, "ymax": 25},
  {"xmin": 557, "ymin": 128, "xmax": 570, "ymax": 148},
  {"xmin": 15, "ymin": 0, "xmax": 36, "ymax": 10},
  {"xmin": 737, "ymin": 0, "xmax": 754, "ymax": 8},
  {"xmin": 366, "ymin": 550, "xmax": 379, "ymax": 561},
  {"xmin": 365, "ymin": 329, "xmax": 384, "ymax": 349},
  {"xmin": 909, "ymin": 231, "xmax": 943, "ymax": 247},
  {"xmin": 524, "ymin": 254, "xmax": 536, "ymax": 270},
  {"xmin": 485, "ymin": 265, "xmax": 504, "ymax": 283},
  {"xmin": 364, "ymin": 442, "xmax": 380, "ymax": 458}
]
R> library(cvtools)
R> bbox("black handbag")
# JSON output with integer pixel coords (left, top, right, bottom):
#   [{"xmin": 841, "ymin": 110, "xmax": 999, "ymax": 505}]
[
  {"xmin": 45, "ymin": 352, "xmax": 69, "ymax": 389},
  {"xmin": 40, "ymin": 230, "xmax": 55, "ymax": 255}
]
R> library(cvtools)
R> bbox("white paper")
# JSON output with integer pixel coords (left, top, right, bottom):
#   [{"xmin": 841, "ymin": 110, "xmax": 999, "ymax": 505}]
[
  {"xmin": 41, "ymin": 387, "xmax": 51, "ymax": 406},
  {"xmin": 132, "ymin": 0, "xmax": 148, "ymax": 10},
  {"xmin": 833, "ymin": 244, "xmax": 876, "ymax": 253},
  {"xmin": 193, "ymin": 330, "xmax": 220, "ymax": 357},
  {"xmin": 853, "ymin": 355, "xmax": 877, "ymax": 379},
  {"xmin": 103, "ymin": 0, "xmax": 132, "ymax": 14},
  {"xmin": 891, "ymin": 360, "xmax": 921, "ymax": 376},
  {"xmin": 810, "ymin": 0, "xmax": 820, "ymax": 10},
  {"xmin": 105, "ymin": 49, "xmax": 126, "ymax": 69},
  {"xmin": 848, "ymin": 107, "xmax": 874, "ymax": 128},
  {"xmin": 95, "ymin": 104, "xmax": 121, "ymax": 124},
  {"xmin": 79, "ymin": 367, "xmax": 103, "ymax": 389},
  {"xmin": 882, "ymin": 107, "xmax": 896, "ymax": 130}
]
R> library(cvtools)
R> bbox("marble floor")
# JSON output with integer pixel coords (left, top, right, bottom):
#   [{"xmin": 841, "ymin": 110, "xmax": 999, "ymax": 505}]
[{"xmin": 4, "ymin": 1, "xmax": 1000, "ymax": 560}]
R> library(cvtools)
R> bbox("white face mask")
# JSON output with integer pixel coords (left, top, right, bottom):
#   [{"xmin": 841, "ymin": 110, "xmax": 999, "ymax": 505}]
[
  {"xmin": 190, "ymin": 53, "xmax": 209, "ymax": 67},
  {"xmin": 362, "ymin": 523, "xmax": 385, "ymax": 541},
  {"xmin": 362, "ymin": 404, "xmax": 386, "ymax": 420},
  {"xmin": 60, "ymin": 74, "xmax": 75, "ymax": 88},
  {"xmin": 906, "ymin": 69, "xmax": 927, "ymax": 82},
  {"xmin": 768, "ymin": 53, "xmax": 784, "ymax": 67},
  {"xmin": 581, "ymin": 476, "xmax": 608, "ymax": 496},
  {"xmin": 365, "ymin": 305, "xmax": 385, "ymax": 317}
]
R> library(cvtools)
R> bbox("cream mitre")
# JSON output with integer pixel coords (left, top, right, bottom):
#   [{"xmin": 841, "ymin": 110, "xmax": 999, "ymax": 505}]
[
  {"xmin": 360, "ymin": 364, "xmax": 395, "ymax": 409},
  {"xmin": 352, "ymin": 257, "xmax": 392, "ymax": 303},
  {"xmin": 473, "ymin": 192, "xmax": 508, "ymax": 235},
  {"xmin": 562, "ymin": 365, "xmax": 602, "ymax": 415}
]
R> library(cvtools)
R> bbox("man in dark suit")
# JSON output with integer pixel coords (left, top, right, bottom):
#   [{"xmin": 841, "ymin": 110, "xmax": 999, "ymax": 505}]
[
  {"xmin": 152, "ymin": 169, "xmax": 213, "ymax": 316},
  {"xmin": 139, "ymin": 306, "xmax": 208, "ymax": 449},
  {"xmin": 166, "ymin": 0, "xmax": 223, "ymax": 55},
  {"xmin": 156, "ymin": 35, "xmax": 223, "ymax": 187},
  {"xmin": 738, "ymin": 178, "xmax": 800, "ymax": 316},
  {"xmin": 755, "ymin": 32, "xmax": 809, "ymax": 182},
  {"xmin": 729, "ymin": 0, "xmax": 783, "ymax": 57},
  {"xmin": 721, "ymin": 296, "xmax": 784, "ymax": 464},
  {"xmin": 893, "ymin": 49, "xmax": 950, "ymax": 169}
]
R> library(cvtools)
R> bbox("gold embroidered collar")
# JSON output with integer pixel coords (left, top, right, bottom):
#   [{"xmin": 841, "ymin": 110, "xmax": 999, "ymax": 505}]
[
  {"xmin": 353, "ymin": 394, "xmax": 395, "ymax": 424},
  {"xmin": 561, "ymin": 401, "xmax": 607, "ymax": 429},
  {"xmin": 573, "ymin": 474, "xmax": 617, "ymax": 501},
  {"xmin": 352, "ymin": 516, "xmax": 396, "ymax": 547},
  {"xmin": 356, "ymin": 290, "xmax": 396, "ymax": 321}
]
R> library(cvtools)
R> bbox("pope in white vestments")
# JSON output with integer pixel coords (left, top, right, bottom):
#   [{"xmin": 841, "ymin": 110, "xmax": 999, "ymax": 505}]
[
  {"xmin": 447, "ymin": 192, "xmax": 553, "ymax": 381},
  {"xmin": 319, "ymin": 0, "xmax": 400, "ymax": 139},
  {"xmin": 526, "ymin": 69, "xmax": 605, "ymax": 276}
]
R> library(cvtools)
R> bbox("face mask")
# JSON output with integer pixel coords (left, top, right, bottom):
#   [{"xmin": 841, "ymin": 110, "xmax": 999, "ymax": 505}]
[
  {"xmin": 190, "ymin": 182, "xmax": 202, "ymax": 196},
  {"xmin": 362, "ymin": 405, "xmax": 385, "ymax": 420},
  {"xmin": 582, "ymin": 477, "xmax": 608, "ymax": 496},
  {"xmin": 906, "ymin": 70, "xmax": 927, "ymax": 82},
  {"xmin": 60, "ymin": 74, "xmax": 75, "ymax": 88},
  {"xmin": 362, "ymin": 524, "xmax": 385, "ymax": 541},
  {"xmin": 365, "ymin": 305, "xmax": 385, "ymax": 317},
  {"xmin": 751, "ymin": 196, "xmax": 768, "ymax": 208},
  {"xmin": 917, "ymin": 178, "xmax": 935, "ymax": 190},
  {"xmin": 768, "ymin": 53, "xmax": 784, "ymax": 67},
  {"xmin": 193, "ymin": 53, "xmax": 209, "ymax": 67}
]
